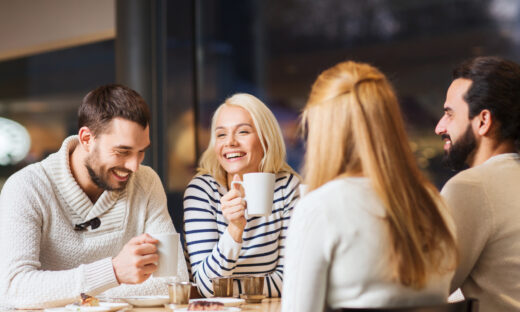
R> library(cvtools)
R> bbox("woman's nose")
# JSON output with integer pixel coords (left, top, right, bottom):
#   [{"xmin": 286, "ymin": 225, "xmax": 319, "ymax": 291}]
[{"xmin": 225, "ymin": 134, "xmax": 238, "ymax": 146}]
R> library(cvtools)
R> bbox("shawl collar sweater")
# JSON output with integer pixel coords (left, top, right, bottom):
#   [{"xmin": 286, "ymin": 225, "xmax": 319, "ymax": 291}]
[{"xmin": 0, "ymin": 136, "xmax": 187, "ymax": 309}]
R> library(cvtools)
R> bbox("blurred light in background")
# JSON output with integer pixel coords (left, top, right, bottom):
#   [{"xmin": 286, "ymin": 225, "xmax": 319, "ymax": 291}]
[{"xmin": 0, "ymin": 117, "xmax": 31, "ymax": 166}]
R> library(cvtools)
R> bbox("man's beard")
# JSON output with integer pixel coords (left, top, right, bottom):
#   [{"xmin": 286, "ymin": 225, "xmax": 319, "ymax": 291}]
[
  {"xmin": 442, "ymin": 124, "xmax": 476, "ymax": 171},
  {"xmin": 85, "ymin": 153, "xmax": 131, "ymax": 191}
]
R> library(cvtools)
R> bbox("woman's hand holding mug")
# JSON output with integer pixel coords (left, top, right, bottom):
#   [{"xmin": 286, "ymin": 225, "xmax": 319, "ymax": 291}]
[{"xmin": 221, "ymin": 174, "xmax": 247, "ymax": 243}]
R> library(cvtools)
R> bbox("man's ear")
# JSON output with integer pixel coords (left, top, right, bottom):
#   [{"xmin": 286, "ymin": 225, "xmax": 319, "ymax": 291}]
[
  {"xmin": 78, "ymin": 127, "xmax": 94, "ymax": 152},
  {"xmin": 474, "ymin": 109, "xmax": 493, "ymax": 136}
]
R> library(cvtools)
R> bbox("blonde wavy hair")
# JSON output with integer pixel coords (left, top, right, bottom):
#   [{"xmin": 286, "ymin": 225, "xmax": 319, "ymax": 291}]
[
  {"xmin": 302, "ymin": 61, "xmax": 457, "ymax": 289},
  {"xmin": 198, "ymin": 93, "xmax": 297, "ymax": 186}
]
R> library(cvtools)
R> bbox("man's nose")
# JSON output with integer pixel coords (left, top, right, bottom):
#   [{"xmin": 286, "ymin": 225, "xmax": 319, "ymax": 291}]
[
  {"xmin": 125, "ymin": 156, "xmax": 141, "ymax": 173},
  {"xmin": 435, "ymin": 117, "xmax": 447, "ymax": 136}
]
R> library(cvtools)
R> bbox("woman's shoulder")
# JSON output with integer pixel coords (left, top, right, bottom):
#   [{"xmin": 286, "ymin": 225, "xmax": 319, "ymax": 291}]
[
  {"xmin": 274, "ymin": 171, "xmax": 301, "ymax": 188},
  {"xmin": 310, "ymin": 177, "xmax": 370, "ymax": 196},
  {"xmin": 185, "ymin": 174, "xmax": 223, "ymax": 195},
  {"xmin": 188, "ymin": 174, "xmax": 220, "ymax": 186},
  {"xmin": 298, "ymin": 177, "xmax": 377, "ymax": 213}
]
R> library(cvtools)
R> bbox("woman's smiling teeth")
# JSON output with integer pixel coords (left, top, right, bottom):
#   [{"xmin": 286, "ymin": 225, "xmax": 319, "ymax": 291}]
[{"xmin": 225, "ymin": 152, "xmax": 245, "ymax": 159}]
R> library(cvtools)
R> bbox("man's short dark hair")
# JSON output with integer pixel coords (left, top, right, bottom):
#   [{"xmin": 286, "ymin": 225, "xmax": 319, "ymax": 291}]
[
  {"xmin": 78, "ymin": 84, "xmax": 150, "ymax": 135},
  {"xmin": 453, "ymin": 56, "xmax": 520, "ymax": 150}
]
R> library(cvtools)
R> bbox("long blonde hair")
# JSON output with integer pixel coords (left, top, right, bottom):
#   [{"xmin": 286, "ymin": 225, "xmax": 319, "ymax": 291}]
[
  {"xmin": 198, "ymin": 93, "xmax": 297, "ymax": 186},
  {"xmin": 303, "ymin": 61, "xmax": 457, "ymax": 289}
]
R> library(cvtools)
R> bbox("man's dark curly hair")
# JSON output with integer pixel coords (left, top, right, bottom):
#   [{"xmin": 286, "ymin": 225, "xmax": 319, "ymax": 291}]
[{"xmin": 453, "ymin": 56, "xmax": 520, "ymax": 151}]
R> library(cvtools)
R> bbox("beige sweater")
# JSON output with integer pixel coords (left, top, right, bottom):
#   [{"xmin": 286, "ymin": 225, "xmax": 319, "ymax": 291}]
[
  {"xmin": 0, "ymin": 136, "xmax": 188, "ymax": 309},
  {"xmin": 442, "ymin": 153, "xmax": 520, "ymax": 312}
]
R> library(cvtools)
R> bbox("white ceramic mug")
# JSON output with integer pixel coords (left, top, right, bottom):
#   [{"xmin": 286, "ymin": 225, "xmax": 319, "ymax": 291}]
[
  {"xmin": 231, "ymin": 172, "xmax": 275, "ymax": 217},
  {"xmin": 151, "ymin": 233, "xmax": 179, "ymax": 277}
]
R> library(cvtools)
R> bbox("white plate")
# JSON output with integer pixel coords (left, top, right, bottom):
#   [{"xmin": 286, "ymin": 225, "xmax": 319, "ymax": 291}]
[
  {"xmin": 174, "ymin": 307, "xmax": 240, "ymax": 312},
  {"xmin": 190, "ymin": 298, "xmax": 245, "ymax": 307},
  {"xmin": 119, "ymin": 295, "xmax": 169, "ymax": 307},
  {"xmin": 62, "ymin": 302, "xmax": 131, "ymax": 312},
  {"xmin": 99, "ymin": 302, "xmax": 132, "ymax": 311},
  {"xmin": 63, "ymin": 305, "xmax": 110, "ymax": 312},
  {"xmin": 47, "ymin": 302, "xmax": 132, "ymax": 312}
]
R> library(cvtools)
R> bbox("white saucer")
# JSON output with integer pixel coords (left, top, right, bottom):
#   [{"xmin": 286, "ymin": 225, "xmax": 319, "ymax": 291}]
[
  {"xmin": 62, "ymin": 302, "xmax": 131, "ymax": 312},
  {"xmin": 63, "ymin": 305, "xmax": 109, "ymax": 312},
  {"xmin": 98, "ymin": 302, "xmax": 132, "ymax": 311},
  {"xmin": 118, "ymin": 295, "xmax": 169, "ymax": 307}
]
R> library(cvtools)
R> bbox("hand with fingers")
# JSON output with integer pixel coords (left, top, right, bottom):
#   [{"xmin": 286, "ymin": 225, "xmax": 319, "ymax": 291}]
[
  {"xmin": 221, "ymin": 174, "xmax": 247, "ymax": 243},
  {"xmin": 112, "ymin": 233, "xmax": 159, "ymax": 284}
]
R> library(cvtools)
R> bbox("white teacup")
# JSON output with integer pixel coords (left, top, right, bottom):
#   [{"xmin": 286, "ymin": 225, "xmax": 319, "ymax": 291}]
[
  {"xmin": 231, "ymin": 172, "xmax": 275, "ymax": 217},
  {"xmin": 150, "ymin": 233, "xmax": 179, "ymax": 277}
]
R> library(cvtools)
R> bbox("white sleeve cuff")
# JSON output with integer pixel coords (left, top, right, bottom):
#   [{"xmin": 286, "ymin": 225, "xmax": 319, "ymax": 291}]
[
  {"xmin": 83, "ymin": 257, "xmax": 119, "ymax": 295},
  {"xmin": 217, "ymin": 229, "xmax": 243, "ymax": 265}
]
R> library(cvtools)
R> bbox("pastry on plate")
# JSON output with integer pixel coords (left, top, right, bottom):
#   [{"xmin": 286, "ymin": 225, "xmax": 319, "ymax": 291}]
[
  {"xmin": 187, "ymin": 301, "xmax": 225, "ymax": 311},
  {"xmin": 79, "ymin": 293, "xmax": 99, "ymax": 307}
]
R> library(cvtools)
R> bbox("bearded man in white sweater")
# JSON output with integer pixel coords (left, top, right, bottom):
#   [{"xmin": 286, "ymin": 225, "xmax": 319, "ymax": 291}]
[
  {"xmin": 435, "ymin": 56, "xmax": 520, "ymax": 311},
  {"xmin": 0, "ymin": 84, "xmax": 188, "ymax": 309}
]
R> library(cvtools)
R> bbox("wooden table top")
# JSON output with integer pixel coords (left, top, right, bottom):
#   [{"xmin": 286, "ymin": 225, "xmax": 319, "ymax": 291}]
[
  {"xmin": 131, "ymin": 298, "xmax": 281, "ymax": 312},
  {"xmin": 6, "ymin": 298, "xmax": 281, "ymax": 312}
]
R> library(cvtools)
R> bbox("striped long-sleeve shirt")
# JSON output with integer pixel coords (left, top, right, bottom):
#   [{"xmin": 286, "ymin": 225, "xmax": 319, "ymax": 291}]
[{"xmin": 183, "ymin": 172, "xmax": 300, "ymax": 298}]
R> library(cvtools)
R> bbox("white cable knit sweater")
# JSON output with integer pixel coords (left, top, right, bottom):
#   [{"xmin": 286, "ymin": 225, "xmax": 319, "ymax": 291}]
[{"xmin": 0, "ymin": 136, "xmax": 188, "ymax": 309}]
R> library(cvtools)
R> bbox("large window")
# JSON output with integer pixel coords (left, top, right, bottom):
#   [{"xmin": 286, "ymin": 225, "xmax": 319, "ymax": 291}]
[
  {"xmin": 0, "ymin": 41, "xmax": 115, "ymax": 189},
  {"xmin": 2, "ymin": 0, "xmax": 520, "ymax": 197},
  {"xmin": 168, "ymin": 0, "xmax": 520, "ymax": 190}
]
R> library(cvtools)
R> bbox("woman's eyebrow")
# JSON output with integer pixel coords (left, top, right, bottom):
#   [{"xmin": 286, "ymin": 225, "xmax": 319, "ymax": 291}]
[{"xmin": 215, "ymin": 123, "xmax": 252, "ymax": 131}]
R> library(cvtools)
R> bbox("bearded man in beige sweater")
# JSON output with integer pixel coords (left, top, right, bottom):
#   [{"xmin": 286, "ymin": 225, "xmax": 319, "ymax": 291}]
[
  {"xmin": 0, "ymin": 85, "xmax": 188, "ymax": 309},
  {"xmin": 435, "ymin": 56, "xmax": 520, "ymax": 311}
]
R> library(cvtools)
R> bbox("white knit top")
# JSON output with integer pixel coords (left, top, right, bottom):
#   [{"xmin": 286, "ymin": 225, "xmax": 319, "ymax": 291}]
[
  {"xmin": 282, "ymin": 177, "xmax": 456, "ymax": 312},
  {"xmin": 0, "ymin": 136, "xmax": 188, "ymax": 309}
]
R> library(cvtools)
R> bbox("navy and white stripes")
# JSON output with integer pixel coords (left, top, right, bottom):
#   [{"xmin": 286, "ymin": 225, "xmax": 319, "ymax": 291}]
[{"xmin": 183, "ymin": 172, "xmax": 300, "ymax": 297}]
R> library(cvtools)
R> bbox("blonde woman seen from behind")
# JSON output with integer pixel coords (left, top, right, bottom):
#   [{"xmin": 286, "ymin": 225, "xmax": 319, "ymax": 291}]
[
  {"xmin": 184, "ymin": 93, "xmax": 300, "ymax": 297},
  {"xmin": 282, "ymin": 61, "xmax": 457, "ymax": 312}
]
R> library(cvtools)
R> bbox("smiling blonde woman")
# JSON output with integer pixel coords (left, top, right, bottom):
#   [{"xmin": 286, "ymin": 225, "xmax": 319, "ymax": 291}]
[{"xmin": 183, "ymin": 93, "xmax": 300, "ymax": 298}]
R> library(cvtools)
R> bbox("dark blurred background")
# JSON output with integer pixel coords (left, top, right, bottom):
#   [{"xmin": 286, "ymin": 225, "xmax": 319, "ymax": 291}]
[{"xmin": 1, "ymin": 0, "xmax": 520, "ymax": 232}]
